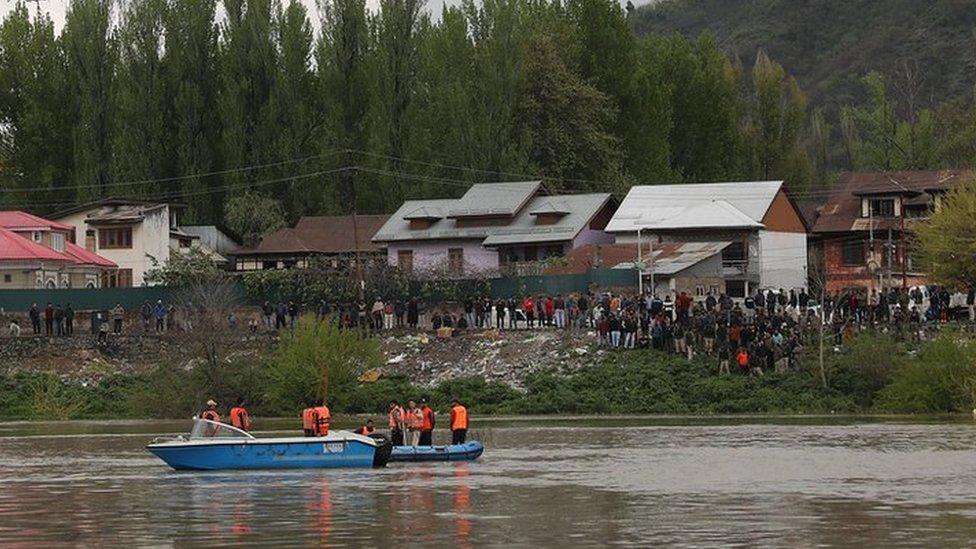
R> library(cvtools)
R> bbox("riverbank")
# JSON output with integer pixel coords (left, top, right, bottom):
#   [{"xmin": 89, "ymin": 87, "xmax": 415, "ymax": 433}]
[{"xmin": 1, "ymin": 328, "xmax": 973, "ymax": 420}]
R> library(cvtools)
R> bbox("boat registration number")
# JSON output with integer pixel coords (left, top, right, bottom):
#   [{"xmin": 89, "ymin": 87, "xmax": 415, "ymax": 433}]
[{"xmin": 324, "ymin": 442, "xmax": 345, "ymax": 453}]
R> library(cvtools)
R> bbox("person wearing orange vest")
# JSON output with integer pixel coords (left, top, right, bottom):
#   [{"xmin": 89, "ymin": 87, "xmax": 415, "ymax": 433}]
[
  {"xmin": 405, "ymin": 400, "xmax": 423, "ymax": 446},
  {"xmin": 199, "ymin": 399, "xmax": 221, "ymax": 437},
  {"xmin": 313, "ymin": 399, "xmax": 331, "ymax": 437},
  {"xmin": 229, "ymin": 397, "xmax": 251, "ymax": 432},
  {"xmin": 388, "ymin": 400, "xmax": 405, "ymax": 446},
  {"xmin": 355, "ymin": 419, "xmax": 376, "ymax": 436},
  {"xmin": 301, "ymin": 399, "xmax": 316, "ymax": 437},
  {"xmin": 450, "ymin": 398, "xmax": 469, "ymax": 445},
  {"xmin": 419, "ymin": 398, "xmax": 436, "ymax": 446}
]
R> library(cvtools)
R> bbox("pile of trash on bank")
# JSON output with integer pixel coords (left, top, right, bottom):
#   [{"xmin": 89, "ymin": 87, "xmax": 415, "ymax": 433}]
[{"xmin": 375, "ymin": 329, "xmax": 601, "ymax": 389}]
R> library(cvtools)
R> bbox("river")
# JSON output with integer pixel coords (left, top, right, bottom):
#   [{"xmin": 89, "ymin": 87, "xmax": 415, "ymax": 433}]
[{"xmin": 1, "ymin": 416, "xmax": 975, "ymax": 547}]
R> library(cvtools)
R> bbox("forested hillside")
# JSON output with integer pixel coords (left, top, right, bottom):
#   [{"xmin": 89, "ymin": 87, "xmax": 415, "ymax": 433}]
[
  {"xmin": 631, "ymin": 0, "xmax": 976, "ymax": 114},
  {"xmin": 0, "ymin": 0, "xmax": 974, "ymax": 235}
]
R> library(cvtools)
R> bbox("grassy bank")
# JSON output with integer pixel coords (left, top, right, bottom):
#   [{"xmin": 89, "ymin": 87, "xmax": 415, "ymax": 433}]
[{"xmin": 5, "ymin": 329, "xmax": 973, "ymax": 420}]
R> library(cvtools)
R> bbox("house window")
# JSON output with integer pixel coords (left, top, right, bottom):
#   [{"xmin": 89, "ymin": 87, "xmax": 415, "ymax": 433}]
[
  {"xmin": 179, "ymin": 238, "xmax": 192, "ymax": 248},
  {"xmin": 841, "ymin": 240, "xmax": 864, "ymax": 266},
  {"xmin": 102, "ymin": 269, "xmax": 133, "ymax": 288},
  {"xmin": 32, "ymin": 231, "xmax": 41, "ymax": 243},
  {"xmin": 262, "ymin": 261, "xmax": 278, "ymax": 270},
  {"xmin": 524, "ymin": 246, "xmax": 537, "ymax": 262},
  {"xmin": 448, "ymin": 248, "xmax": 464, "ymax": 275},
  {"xmin": 869, "ymin": 198, "xmax": 895, "ymax": 217},
  {"xmin": 3, "ymin": 274, "xmax": 10, "ymax": 283},
  {"xmin": 695, "ymin": 285, "xmax": 705, "ymax": 297},
  {"xmin": 398, "ymin": 250, "xmax": 414, "ymax": 274},
  {"xmin": 51, "ymin": 233, "xmax": 65, "ymax": 253},
  {"xmin": 726, "ymin": 280, "xmax": 746, "ymax": 298},
  {"xmin": 544, "ymin": 245, "xmax": 563, "ymax": 259},
  {"xmin": 99, "ymin": 227, "xmax": 133, "ymax": 249},
  {"xmin": 85, "ymin": 230, "xmax": 96, "ymax": 252}
]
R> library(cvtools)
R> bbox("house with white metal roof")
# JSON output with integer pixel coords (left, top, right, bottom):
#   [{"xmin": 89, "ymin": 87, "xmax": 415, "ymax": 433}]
[
  {"xmin": 606, "ymin": 181, "xmax": 808, "ymax": 297},
  {"xmin": 373, "ymin": 181, "xmax": 617, "ymax": 276}
]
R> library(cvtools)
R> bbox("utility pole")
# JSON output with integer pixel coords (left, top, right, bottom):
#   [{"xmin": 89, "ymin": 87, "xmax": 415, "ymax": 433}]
[
  {"xmin": 819, "ymin": 281, "xmax": 827, "ymax": 388},
  {"xmin": 886, "ymin": 228, "xmax": 893, "ymax": 292},
  {"xmin": 648, "ymin": 238, "xmax": 655, "ymax": 298},
  {"xmin": 636, "ymin": 228, "xmax": 643, "ymax": 296}
]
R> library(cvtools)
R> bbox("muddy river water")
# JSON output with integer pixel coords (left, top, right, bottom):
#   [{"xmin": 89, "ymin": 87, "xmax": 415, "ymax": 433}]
[{"xmin": 2, "ymin": 416, "xmax": 976, "ymax": 547}]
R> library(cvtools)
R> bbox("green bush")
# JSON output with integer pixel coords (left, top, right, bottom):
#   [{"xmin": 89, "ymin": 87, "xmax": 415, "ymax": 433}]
[{"xmin": 875, "ymin": 332, "xmax": 976, "ymax": 413}]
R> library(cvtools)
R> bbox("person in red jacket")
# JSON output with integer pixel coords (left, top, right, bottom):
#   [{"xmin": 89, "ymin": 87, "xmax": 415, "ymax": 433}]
[
  {"xmin": 419, "ymin": 399, "xmax": 436, "ymax": 446},
  {"xmin": 450, "ymin": 398, "xmax": 469, "ymax": 445},
  {"xmin": 523, "ymin": 296, "xmax": 535, "ymax": 328}
]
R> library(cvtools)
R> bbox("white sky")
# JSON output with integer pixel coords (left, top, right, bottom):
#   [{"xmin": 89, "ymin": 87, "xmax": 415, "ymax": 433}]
[{"xmin": 0, "ymin": 0, "xmax": 652, "ymax": 32}]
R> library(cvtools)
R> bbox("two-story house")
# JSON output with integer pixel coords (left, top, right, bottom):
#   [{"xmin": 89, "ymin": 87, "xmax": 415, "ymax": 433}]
[
  {"xmin": 605, "ymin": 181, "xmax": 808, "ymax": 297},
  {"xmin": 811, "ymin": 170, "xmax": 970, "ymax": 295},
  {"xmin": 372, "ymin": 181, "xmax": 616, "ymax": 276},
  {"xmin": 51, "ymin": 199, "xmax": 192, "ymax": 286},
  {"xmin": 0, "ymin": 211, "xmax": 116, "ymax": 289}
]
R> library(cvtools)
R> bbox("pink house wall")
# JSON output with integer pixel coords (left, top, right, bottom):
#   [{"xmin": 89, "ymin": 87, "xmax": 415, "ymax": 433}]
[
  {"xmin": 571, "ymin": 227, "xmax": 615, "ymax": 249},
  {"xmin": 387, "ymin": 239, "xmax": 499, "ymax": 275}
]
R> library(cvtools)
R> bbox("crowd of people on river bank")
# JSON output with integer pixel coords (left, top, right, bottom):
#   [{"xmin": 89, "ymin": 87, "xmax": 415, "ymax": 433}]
[{"xmin": 196, "ymin": 396, "xmax": 470, "ymax": 446}]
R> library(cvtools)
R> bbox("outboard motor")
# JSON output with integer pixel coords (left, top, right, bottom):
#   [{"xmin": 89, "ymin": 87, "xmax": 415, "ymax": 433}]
[{"xmin": 369, "ymin": 433, "xmax": 393, "ymax": 468}]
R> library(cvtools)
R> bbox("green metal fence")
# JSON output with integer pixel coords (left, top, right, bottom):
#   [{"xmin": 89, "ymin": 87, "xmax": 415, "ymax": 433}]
[{"xmin": 0, "ymin": 286, "xmax": 174, "ymax": 312}]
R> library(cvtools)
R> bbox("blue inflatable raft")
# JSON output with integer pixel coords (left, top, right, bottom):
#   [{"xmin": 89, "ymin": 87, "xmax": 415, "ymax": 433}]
[{"xmin": 389, "ymin": 441, "xmax": 484, "ymax": 462}]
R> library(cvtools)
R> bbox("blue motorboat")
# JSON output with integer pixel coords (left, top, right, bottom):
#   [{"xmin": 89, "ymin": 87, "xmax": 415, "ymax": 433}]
[
  {"xmin": 389, "ymin": 441, "xmax": 484, "ymax": 463},
  {"xmin": 147, "ymin": 418, "xmax": 393, "ymax": 471}
]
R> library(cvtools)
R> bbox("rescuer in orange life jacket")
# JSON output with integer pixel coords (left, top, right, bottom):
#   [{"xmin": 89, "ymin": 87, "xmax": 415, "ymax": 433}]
[
  {"xmin": 199, "ymin": 399, "xmax": 221, "ymax": 437},
  {"xmin": 229, "ymin": 397, "xmax": 251, "ymax": 432},
  {"xmin": 388, "ymin": 400, "xmax": 405, "ymax": 446},
  {"xmin": 312, "ymin": 398, "xmax": 331, "ymax": 437},
  {"xmin": 419, "ymin": 398, "xmax": 436, "ymax": 446},
  {"xmin": 450, "ymin": 398, "xmax": 469, "ymax": 445},
  {"xmin": 301, "ymin": 399, "xmax": 317, "ymax": 437},
  {"xmin": 200, "ymin": 399, "xmax": 221, "ymax": 423},
  {"xmin": 354, "ymin": 419, "xmax": 376, "ymax": 436}
]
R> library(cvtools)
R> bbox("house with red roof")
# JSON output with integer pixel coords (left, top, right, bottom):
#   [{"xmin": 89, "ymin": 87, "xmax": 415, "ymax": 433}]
[{"xmin": 0, "ymin": 211, "xmax": 117, "ymax": 289}]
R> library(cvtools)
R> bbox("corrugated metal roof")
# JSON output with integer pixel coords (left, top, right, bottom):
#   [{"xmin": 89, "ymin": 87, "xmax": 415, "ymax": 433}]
[
  {"xmin": 236, "ymin": 215, "xmax": 388, "ymax": 256},
  {"xmin": 609, "ymin": 241, "xmax": 731, "ymax": 275},
  {"xmin": 0, "ymin": 226, "xmax": 69, "ymax": 262},
  {"xmin": 0, "ymin": 211, "xmax": 73, "ymax": 232},
  {"xmin": 374, "ymin": 192, "xmax": 612, "ymax": 246},
  {"xmin": 606, "ymin": 181, "xmax": 783, "ymax": 233}
]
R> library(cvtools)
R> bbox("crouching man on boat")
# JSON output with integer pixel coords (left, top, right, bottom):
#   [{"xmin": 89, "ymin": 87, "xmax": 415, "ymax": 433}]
[
  {"xmin": 312, "ymin": 399, "xmax": 331, "ymax": 437},
  {"xmin": 229, "ymin": 398, "xmax": 251, "ymax": 432},
  {"xmin": 450, "ymin": 398, "xmax": 469, "ymax": 445},
  {"xmin": 355, "ymin": 419, "xmax": 375, "ymax": 436},
  {"xmin": 199, "ymin": 400, "xmax": 221, "ymax": 437}
]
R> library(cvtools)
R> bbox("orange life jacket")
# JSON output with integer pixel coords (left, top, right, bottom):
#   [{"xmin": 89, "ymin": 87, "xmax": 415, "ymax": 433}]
[
  {"xmin": 229, "ymin": 406, "xmax": 250, "ymax": 431},
  {"xmin": 355, "ymin": 425, "xmax": 375, "ymax": 436},
  {"xmin": 737, "ymin": 351, "xmax": 749, "ymax": 367},
  {"xmin": 421, "ymin": 406, "xmax": 435, "ymax": 431},
  {"xmin": 302, "ymin": 407, "xmax": 316, "ymax": 431},
  {"xmin": 201, "ymin": 409, "xmax": 221, "ymax": 423},
  {"xmin": 313, "ymin": 406, "xmax": 331, "ymax": 436},
  {"xmin": 450, "ymin": 405, "xmax": 469, "ymax": 430},
  {"xmin": 405, "ymin": 408, "xmax": 423, "ymax": 430},
  {"xmin": 388, "ymin": 406, "xmax": 404, "ymax": 429}
]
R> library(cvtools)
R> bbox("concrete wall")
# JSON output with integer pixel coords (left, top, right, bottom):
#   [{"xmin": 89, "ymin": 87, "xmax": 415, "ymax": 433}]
[
  {"xmin": 387, "ymin": 239, "xmax": 499, "ymax": 275},
  {"xmin": 757, "ymin": 230, "xmax": 807, "ymax": 290}
]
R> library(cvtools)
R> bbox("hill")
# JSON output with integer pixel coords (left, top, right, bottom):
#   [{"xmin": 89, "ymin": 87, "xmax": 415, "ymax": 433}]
[{"xmin": 631, "ymin": 0, "xmax": 976, "ymax": 115}]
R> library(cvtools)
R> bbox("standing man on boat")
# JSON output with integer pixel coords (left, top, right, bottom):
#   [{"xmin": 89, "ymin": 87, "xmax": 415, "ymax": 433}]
[
  {"xmin": 302, "ymin": 400, "xmax": 316, "ymax": 437},
  {"xmin": 405, "ymin": 400, "xmax": 423, "ymax": 446},
  {"xmin": 229, "ymin": 398, "xmax": 251, "ymax": 432},
  {"xmin": 419, "ymin": 399, "xmax": 436, "ymax": 446},
  {"xmin": 313, "ymin": 399, "xmax": 331, "ymax": 437},
  {"xmin": 388, "ymin": 400, "xmax": 405, "ymax": 446},
  {"xmin": 450, "ymin": 398, "xmax": 469, "ymax": 445}
]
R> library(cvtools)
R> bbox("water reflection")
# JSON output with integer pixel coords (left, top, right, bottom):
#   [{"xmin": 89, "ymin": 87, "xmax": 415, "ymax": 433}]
[{"xmin": 3, "ymin": 421, "xmax": 976, "ymax": 546}]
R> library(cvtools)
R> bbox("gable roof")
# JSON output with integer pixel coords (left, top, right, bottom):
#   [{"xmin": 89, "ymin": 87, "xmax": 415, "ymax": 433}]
[
  {"xmin": 0, "ymin": 226, "xmax": 68, "ymax": 262},
  {"xmin": 812, "ymin": 170, "xmax": 973, "ymax": 234},
  {"xmin": 64, "ymin": 242, "xmax": 117, "ymax": 267},
  {"xmin": 446, "ymin": 181, "xmax": 543, "ymax": 218},
  {"xmin": 606, "ymin": 181, "xmax": 784, "ymax": 233},
  {"xmin": 236, "ymin": 215, "xmax": 389, "ymax": 256},
  {"xmin": 0, "ymin": 211, "xmax": 73, "ymax": 232},
  {"xmin": 373, "ymin": 192, "xmax": 613, "ymax": 246}
]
